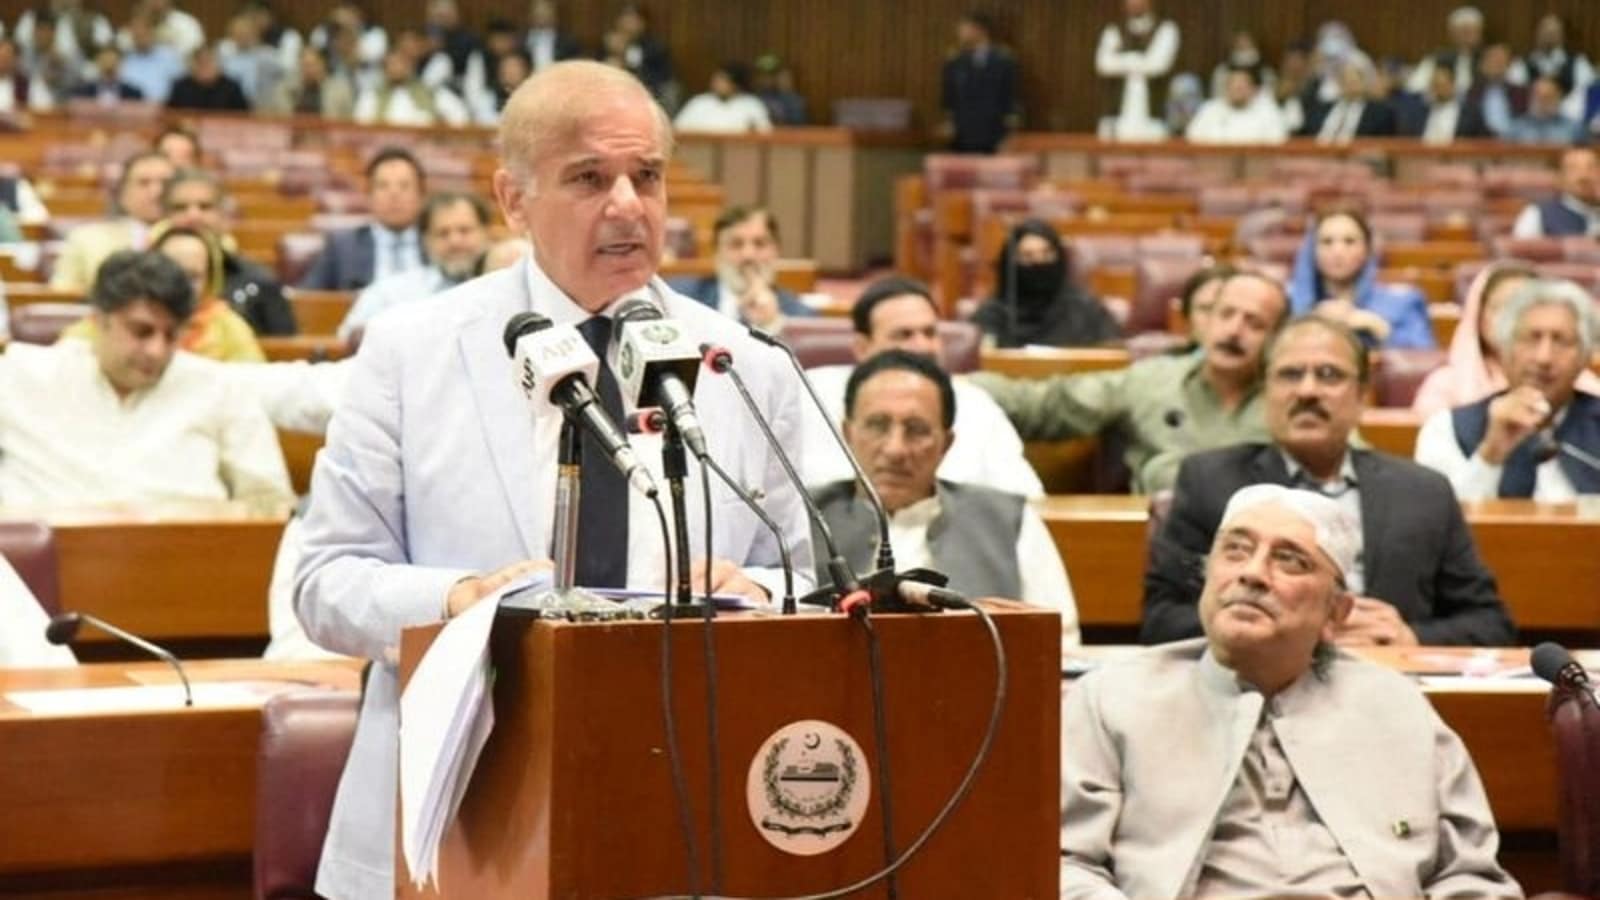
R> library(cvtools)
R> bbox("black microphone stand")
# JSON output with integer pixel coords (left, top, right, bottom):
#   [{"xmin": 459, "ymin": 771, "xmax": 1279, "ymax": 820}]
[{"xmin": 655, "ymin": 422, "xmax": 712, "ymax": 619}]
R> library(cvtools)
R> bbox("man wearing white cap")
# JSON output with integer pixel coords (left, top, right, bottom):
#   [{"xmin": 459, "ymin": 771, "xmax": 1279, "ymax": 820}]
[{"xmin": 1061, "ymin": 484, "xmax": 1521, "ymax": 899}]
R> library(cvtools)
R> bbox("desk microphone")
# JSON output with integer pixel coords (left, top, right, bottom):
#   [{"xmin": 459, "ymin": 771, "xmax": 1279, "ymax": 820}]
[
  {"xmin": 614, "ymin": 299, "xmax": 709, "ymax": 459},
  {"xmin": 1533, "ymin": 642, "xmax": 1592, "ymax": 693},
  {"xmin": 1560, "ymin": 441, "xmax": 1600, "ymax": 474},
  {"xmin": 46, "ymin": 612, "xmax": 193, "ymax": 707}
]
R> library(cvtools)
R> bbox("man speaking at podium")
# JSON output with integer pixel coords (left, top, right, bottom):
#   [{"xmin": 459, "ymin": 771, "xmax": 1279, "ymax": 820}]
[{"xmin": 294, "ymin": 60, "xmax": 813, "ymax": 899}]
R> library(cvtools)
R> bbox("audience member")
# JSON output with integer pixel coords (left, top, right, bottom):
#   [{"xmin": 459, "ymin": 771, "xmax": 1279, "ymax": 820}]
[
  {"xmin": 1306, "ymin": 21, "xmax": 1363, "ymax": 106},
  {"xmin": 1510, "ymin": 14, "xmax": 1592, "ymax": 118},
  {"xmin": 338, "ymin": 191, "xmax": 491, "ymax": 340},
  {"xmin": 753, "ymin": 54, "xmax": 806, "ymax": 125},
  {"xmin": 938, "ymin": 11, "xmax": 1019, "ymax": 154},
  {"xmin": 815, "ymin": 350, "xmax": 1079, "ymax": 646},
  {"xmin": 1208, "ymin": 30, "xmax": 1270, "ymax": 100},
  {"xmin": 242, "ymin": 0, "xmax": 303, "ymax": 75},
  {"xmin": 323, "ymin": 22, "xmax": 375, "ymax": 92},
  {"xmin": 63, "ymin": 223, "xmax": 265, "ymax": 363},
  {"xmin": 1184, "ymin": 64, "xmax": 1288, "ymax": 145},
  {"xmin": 0, "ymin": 554, "xmax": 75, "ymax": 667},
  {"xmin": 673, "ymin": 62, "xmax": 772, "ymax": 134},
  {"xmin": 1144, "ymin": 315, "xmax": 1516, "ymax": 646},
  {"xmin": 1094, "ymin": 0, "xmax": 1179, "ymax": 140},
  {"xmin": 1410, "ymin": 263, "xmax": 1540, "ymax": 417},
  {"xmin": 971, "ymin": 219, "xmax": 1120, "ymax": 348},
  {"xmin": 153, "ymin": 123, "xmax": 201, "ymax": 168},
  {"xmin": 802, "ymin": 276, "xmax": 1043, "ymax": 498},
  {"xmin": 51, "ymin": 150, "xmax": 174, "ymax": 291},
  {"xmin": 0, "ymin": 250, "xmax": 292, "ymax": 507},
  {"xmin": 1287, "ymin": 209, "xmax": 1434, "ymax": 349},
  {"xmin": 1466, "ymin": 43, "xmax": 1527, "ymax": 136},
  {"xmin": 1405, "ymin": 5, "xmax": 1484, "ymax": 94},
  {"xmin": 263, "ymin": 44, "xmax": 355, "ymax": 119},
  {"xmin": 972, "ymin": 271, "xmax": 1287, "ymax": 492},
  {"xmin": 299, "ymin": 147, "xmax": 426, "ymax": 291},
  {"xmin": 1066, "ymin": 483, "xmax": 1520, "ymax": 898},
  {"xmin": 217, "ymin": 9, "xmax": 284, "ymax": 106},
  {"xmin": 1307, "ymin": 56, "xmax": 1395, "ymax": 142},
  {"xmin": 165, "ymin": 44, "xmax": 249, "ymax": 111},
  {"xmin": 0, "ymin": 37, "xmax": 53, "ymax": 113},
  {"xmin": 422, "ymin": 0, "xmax": 482, "ymax": 90},
  {"xmin": 161, "ymin": 169, "xmax": 297, "ymax": 336},
  {"xmin": 670, "ymin": 206, "xmax": 813, "ymax": 333},
  {"xmin": 15, "ymin": 3, "xmax": 113, "ymax": 71},
  {"xmin": 1417, "ymin": 278, "xmax": 1600, "ymax": 500},
  {"xmin": 1272, "ymin": 41, "xmax": 1312, "ymax": 132},
  {"xmin": 1173, "ymin": 262, "xmax": 1239, "ymax": 352},
  {"xmin": 470, "ymin": 48, "xmax": 531, "ymax": 124},
  {"xmin": 118, "ymin": 13, "xmax": 185, "ymax": 104},
  {"xmin": 0, "ymin": 167, "xmax": 49, "ymax": 226},
  {"xmin": 1507, "ymin": 76, "xmax": 1585, "ymax": 145},
  {"xmin": 1371, "ymin": 58, "xmax": 1427, "ymax": 135},
  {"xmin": 610, "ymin": 2, "xmax": 674, "ymax": 107},
  {"xmin": 138, "ymin": 0, "xmax": 205, "ymax": 58},
  {"xmin": 19, "ymin": 14, "xmax": 82, "ymax": 105},
  {"xmin": 308, "ymin": 2, "xmax": 387, "ymax": 71},
  {"xmin": 1405, "ymin": 62, "xmax": 1491, "ymax": 143},
  {"xmin": 353, "ymin": 43, "xmax": 470, "ymax": 126},
  {"xmin": 71, "ymin": 42, "xmax": 143, "ymax": 104},
  {"xmin": 523, "ymin": 0, "xmax": 581, "ymax": 72},
  {"xmin": 1512, "ymin": 147, "xmax": 1600, "ymax": 238}
]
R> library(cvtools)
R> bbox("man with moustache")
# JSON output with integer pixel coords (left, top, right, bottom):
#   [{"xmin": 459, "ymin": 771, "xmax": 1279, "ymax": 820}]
[
  {"xmin": 335, "ymin": 192, "xmax": 494, "ymax": 340},
  {"xmin": 294, "ymin": 60, "xmax": 812, "ymax": 899},
  {"xmin": 1143, "ymin": 316, "xmax": 1515, "ymax": 646},
  {"xmin": 1416, "ymin": 278, "xmax": 1600, "ymax": 499},
  {"xmin": 970, "ymin": 271, "xmax": 1286, "ymax": 492},
  {"xmin": 1063, "ymin": 484, "xmax": 1521, "ymax": 899},
  {"xmin": 671, "ymin": 205, "xmax": 815, "ymax": 333}
]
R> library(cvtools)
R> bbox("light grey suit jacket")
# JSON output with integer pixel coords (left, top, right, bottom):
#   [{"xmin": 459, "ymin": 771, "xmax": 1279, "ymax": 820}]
[
  {"xmin": 1061, "ymin": 639, "xmax": 1521, "ymax": 900},
  {"xmin": 295, "ymin": 257, "xmax": 814, "ymax": 899}
]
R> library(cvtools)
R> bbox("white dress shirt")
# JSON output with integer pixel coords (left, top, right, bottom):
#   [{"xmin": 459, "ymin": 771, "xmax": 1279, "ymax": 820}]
[
  {"xmin": 1415, "ymin": 406, "xmax": 1581, "ymax": 501},
  {"xmin": 527, "ymin": 29, "xmax": 559, "ymax": 71},
  {"xmin": 1184, "ymin": 96, "xmax": 1289, "ymax": 144},
  {"xmin": 0, "ymin": 341, "xmax": 293, "ymax": 507},
  {"xmin": 886, "ymin": 491, "xmax": 1079, "ymax": 649},
  {"xmin": 0, "ymin": 555, "xmax": 75, "ymax": 668},
  {"xmin": 1421, "ymin": 100, "xmax": 1461, "ymax": 145},
  {"xmin": 352, "ymin": 82, "xmax": 469, "ymax": 127},
  {"xmin": 1316, "ymin": 100, "xmax": 1366, "ymax": 144},
  {"xmin": 802, "ymin": 364, "xmax": 1044, "ymax": 499},
  {"xmin": 673, "ymin": 92, "xmax": 773, "ymax": 133},
  {"xmin": 368, "ymin": 224, "xmax": 423, "ymax": 284}
]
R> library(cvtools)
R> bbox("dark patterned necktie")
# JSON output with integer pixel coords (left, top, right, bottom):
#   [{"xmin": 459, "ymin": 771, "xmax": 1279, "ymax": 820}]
[{"xmin": 574, "ymin": 315, "xmax": 629, "ymax": 587}]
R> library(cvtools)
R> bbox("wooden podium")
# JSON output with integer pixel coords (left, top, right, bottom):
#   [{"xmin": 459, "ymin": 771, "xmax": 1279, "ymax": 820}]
[{"xmin": 397, "ymin": 606, "xmax": 1060, "ymax": 898}]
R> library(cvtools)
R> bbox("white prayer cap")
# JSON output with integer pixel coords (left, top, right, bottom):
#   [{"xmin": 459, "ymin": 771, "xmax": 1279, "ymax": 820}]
[
  {"xmin": 1218, "ymin": 484, "xmax": 1360, "ymax": 583},
  {"xmin": 1448, "ymin": 6, "xmax": 1484, "ymax": 28}
]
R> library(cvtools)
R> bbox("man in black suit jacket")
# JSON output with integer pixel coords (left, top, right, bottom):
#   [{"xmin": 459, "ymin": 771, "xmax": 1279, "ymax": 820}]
[
  {"xmin": 669, "ymin": 206, "xmax": 814, "ymax": 332},
  {"xmin": 1401, "ymin": 65, "xmax": 1492, "ymax": 141},
  {"xmin": 1143, "ymin": 315, "xmax": 1516, "ymax": 646},
  {"xmin": 939, "ymin": 12, "xmax": 1019, "ymax": 153},
  {"xmin": 299, "ymin": 147, "xmax": 427, "ymax": 291},
  {"xmin": 1301, "ymin": 59, "xmax": 1396, "ymax": 140}
]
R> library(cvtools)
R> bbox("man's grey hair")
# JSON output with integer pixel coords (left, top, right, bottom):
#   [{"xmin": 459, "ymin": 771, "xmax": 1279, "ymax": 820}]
[
  {"xmin": 1448, "ymin": 6, "xmax": 1484, "ymax": 28},
  {"xmin": 1495, "ymin": 277, "xmax": 1597, "ymax": 358}
]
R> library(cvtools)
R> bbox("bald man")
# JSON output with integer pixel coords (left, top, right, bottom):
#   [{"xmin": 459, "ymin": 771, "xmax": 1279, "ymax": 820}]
[
  {"xmin": 1063, "ymin": 484, "xmax": 1520, "ymax": 898},
  {"xmin": 294, "ymin": 60, "xmax": 814, "ymax": 898}
]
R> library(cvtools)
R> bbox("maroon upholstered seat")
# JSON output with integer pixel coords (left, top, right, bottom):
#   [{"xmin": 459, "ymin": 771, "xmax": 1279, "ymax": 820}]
[
  {"xmin": 1491, "ymin": 236, "xmax": 1564, "ymax": 262},
  {"xmin": 0, "ymin": 521, "xmax": 60, "ymax": 617},
  {"xmin": 1373, "ymin": 348, "xmax": 1447, "ymax": 408},
  {"xmin": 1130, "ymin": 257, "xmax": 1205, "ymax": 336},
  {"xmin": 254, "ymin": 691, "xmax": 360, "ymax": 900},
  {"xmin": 1546, "ymin": 675, "xmax": 1600, "ymax": 896},
  {"xmin": 9, "ymin": 302, "xmax": 91, "ymax": 345}
]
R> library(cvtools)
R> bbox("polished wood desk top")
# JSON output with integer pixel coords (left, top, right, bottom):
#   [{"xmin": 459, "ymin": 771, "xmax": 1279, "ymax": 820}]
[
  {"xmin": 1041, "ymin": 497, "xmax": 1600, "ymax": 633},
  {"xmin": 0, "ymin": 658, "xmax": 359, "ymax": 883}
]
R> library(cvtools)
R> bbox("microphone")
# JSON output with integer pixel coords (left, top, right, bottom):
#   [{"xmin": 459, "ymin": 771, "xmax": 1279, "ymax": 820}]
[
  {"xmin": 744, "ymin": 326, "xmax": 896, "ymax": 576},
  {"xmin": 613, "ymin": 299, "xmax": 709, "ymax": 459},
  {"xmin": 46, "ymin": 612, "xmax": 193, "ymax": 707},
  {"xmin": 1560, "ymin": 441, "xmax": 1600, "ymax": 474},
  {"xmin": 896, "ymin": 579, "xmax": 970, "ymax": 611},
  {"xmin": 1532, "ymin": 641, "xmax": 1592, "ymax": 692},
  {"xmin": 503, "ymin": 312, "xmax": 659, "ymax": 498},
  {"xmin": 699, "ymin": 342, "xmax": 859, "ymax": 612}
]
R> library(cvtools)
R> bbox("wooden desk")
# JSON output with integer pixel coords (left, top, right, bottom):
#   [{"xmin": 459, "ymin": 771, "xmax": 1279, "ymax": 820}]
[
  {"xmin": 0, "ymin": 504, "xmax": 290, "ymax": 648},
  {"xmin": 1041, "ymin": 497, "xmax": 1600, "ymax": 636},
  {"xmin": 0, "ymin": 658, "xmax": 360, "ymax": 898},
  {"xmin": 981, "ymin": 346, "xmax": 1130, "ymax": 378},
  {"xmin": 1358, "ymin": 408, "xmax": 1422, "ymax": 457}
]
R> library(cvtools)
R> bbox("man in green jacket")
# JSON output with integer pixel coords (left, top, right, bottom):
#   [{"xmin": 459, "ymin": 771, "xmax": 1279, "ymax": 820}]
[{"xmin": 970, "ymin": 271, "xmax": 1288, "ymax": 492}]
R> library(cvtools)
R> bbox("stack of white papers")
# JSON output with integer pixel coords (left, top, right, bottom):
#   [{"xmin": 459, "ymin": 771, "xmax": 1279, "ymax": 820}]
[{"xmin": 399, "ymin": 575, "xmax": 542, "ymax": 890}]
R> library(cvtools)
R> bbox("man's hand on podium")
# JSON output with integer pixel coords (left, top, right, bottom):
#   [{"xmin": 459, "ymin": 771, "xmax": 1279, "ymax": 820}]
[
  {"xmin": 689, "ymin": 557, "xmax": 770, "ymax": 606},
  {"xmin": 445, "ymin": 559, "xmax": 554, "ymax": 619}
]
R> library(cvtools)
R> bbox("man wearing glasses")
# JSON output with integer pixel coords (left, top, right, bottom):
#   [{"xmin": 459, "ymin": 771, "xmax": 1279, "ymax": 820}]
[
  {"xmin": 811, "ymin": 349, "xmax": 1080, "ymax": 650},
  {"xmin": 1142, "ymin": 315, "xmax": 1516, "ymax": 647}
]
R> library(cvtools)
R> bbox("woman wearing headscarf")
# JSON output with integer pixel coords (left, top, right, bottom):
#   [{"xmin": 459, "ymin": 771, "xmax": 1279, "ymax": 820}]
[
  {"xmin": 971, "ymin": 219, "xmax": 1122, "ymax": 349},
  {"xmin": 1412, "ymin": 260, "xmax": 1600, "ymax": 417},
  {"xmin": 1287, "ymin": 208, "xmax": 1435, "ymax": 349}
]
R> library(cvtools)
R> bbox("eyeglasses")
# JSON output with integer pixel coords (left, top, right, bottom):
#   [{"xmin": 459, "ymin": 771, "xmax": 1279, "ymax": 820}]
[{"xmin": 1270, "ymin": 364, "xmax": 1354, "ymax": 388}]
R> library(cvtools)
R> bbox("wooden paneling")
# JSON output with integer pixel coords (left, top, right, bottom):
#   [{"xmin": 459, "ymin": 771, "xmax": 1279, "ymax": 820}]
[{"xmin": 86, "ymin": 1, "xmax": 1600, "ymax": 135}]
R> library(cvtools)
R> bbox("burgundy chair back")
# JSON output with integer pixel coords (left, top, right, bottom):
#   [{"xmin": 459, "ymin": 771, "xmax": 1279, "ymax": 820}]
[
  {"xmin": 1373, "ymin": 348, "xmax": 1447, "ymax": 408},
  {"xmin": 254, "ymin": 691, "xmax": 360, "ymax": 900},
  {"xmin": 10, "ymin": 302, "xmax": 91, "ymax": 345},
  {"xmin": 783, "ymin": 319, "xmax": 983, "ymax": 374},
  {"xmin": 1548, "ymin": 685, "xmax": 1600, "ymax": 897},
  {"xmin": 0, "ymin": 521, "xmax": 60, "ymax": 617}
]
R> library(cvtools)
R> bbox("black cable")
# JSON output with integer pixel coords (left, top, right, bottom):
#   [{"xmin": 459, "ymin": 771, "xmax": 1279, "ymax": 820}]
[
  {"xmin": 698, "ymin": 456, "xmax": 724, "ymax": 894},
  {"xmin": 651, "ymin": 491, "xmax": 702, "ymax": 900},
  {"xmin": 701, "ymin": 455, "xmax": 794, "ymax": 609},
  {"xmin": 632, "ymin": 597, "xmax": 1009, "ymax": 900},
  {"xmin": 857, "ymin": 614, "xmax": 899, "ymax": 900}
]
